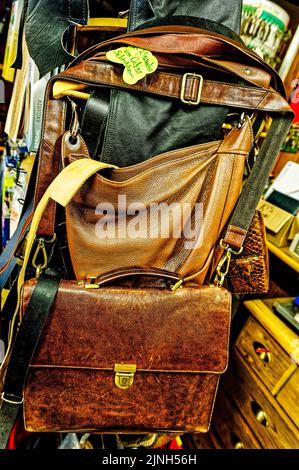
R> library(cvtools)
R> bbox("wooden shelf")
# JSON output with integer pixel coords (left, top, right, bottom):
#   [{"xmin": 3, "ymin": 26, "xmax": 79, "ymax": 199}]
[
  {"xmin": 267, "ymin": 240, "xmax": 299, "ymax": 273},
  {"xmin": 244, "ymin": 298, "xmax": 298, "ymax": 362}
]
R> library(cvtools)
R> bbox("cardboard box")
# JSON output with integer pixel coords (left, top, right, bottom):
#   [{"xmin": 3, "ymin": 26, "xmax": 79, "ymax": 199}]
[{"xmin": 257, "ymin": 199, "xmax": 295, "ymax": 247}]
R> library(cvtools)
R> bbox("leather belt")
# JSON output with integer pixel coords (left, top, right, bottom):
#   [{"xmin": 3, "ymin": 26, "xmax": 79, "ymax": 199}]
[
  {"xmin": 81, "ymin": 89, "xmax": 110, "ymax": 159},
  {"xmin": 0, "ymin": 200, "xmax": 33, "ymax": 291},
  {"xmin": 60, "ymin": 61, "xmax": 290, "ymax": 113}
]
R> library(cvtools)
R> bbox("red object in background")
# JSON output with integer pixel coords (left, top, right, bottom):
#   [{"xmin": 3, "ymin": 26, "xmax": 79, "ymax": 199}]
[
  {"xmin": 168, "ymin": 437, "xmax": 183, "ymax": 449},
  {"xmin": 6, "ymin": 417, "xmax": 31, "ymax": 449},
  {"xmin": 290, "ymin": 84, "xmax": 299, "ymax": 124},
  {"xmin": 160, "ymin": 437, "xmax": 184, "ymax": 450}
]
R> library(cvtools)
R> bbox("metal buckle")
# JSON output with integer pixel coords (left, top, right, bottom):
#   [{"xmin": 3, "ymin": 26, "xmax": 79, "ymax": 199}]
[
  {"xmin": 219, "ymin": 239, "xmax": 244, "ymax": 256},
  {"xmin": 84, "ymin": 277, "xmax": 99, "ymax": 289},
  {"xmin": 171, "ymin": 279, "xmax": 184, "ymax": 292},
  {"xmin": 1, "ymin": 392, "xmax": 23, "ymax": 405},
  {"xmin": 180, "ymin": 73, "xmax": 203, "ymax": 106},
  {"xmin": 114, "ymin": 364, "xmax": 136, "ymax": 390}
]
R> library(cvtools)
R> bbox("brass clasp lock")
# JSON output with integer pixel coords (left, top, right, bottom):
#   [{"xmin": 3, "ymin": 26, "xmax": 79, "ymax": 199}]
[{"xmin": 114, "ymin": 364, "xmax": 136, "ymax": 390}]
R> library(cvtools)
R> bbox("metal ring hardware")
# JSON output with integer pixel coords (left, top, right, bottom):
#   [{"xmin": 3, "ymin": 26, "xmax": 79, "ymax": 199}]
[{"xmin": 1, "ymin": 392, "xmax": 23, "ymax": 405}]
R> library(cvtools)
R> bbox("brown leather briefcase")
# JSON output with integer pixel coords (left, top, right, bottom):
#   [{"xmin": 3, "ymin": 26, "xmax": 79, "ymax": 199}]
[{"xmin": 21, "ymin": 269, "xmax": 231, "ymax": 434}]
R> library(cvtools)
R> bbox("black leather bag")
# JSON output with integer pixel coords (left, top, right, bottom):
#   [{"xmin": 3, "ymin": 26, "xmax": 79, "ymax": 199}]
[
  {"xmin": 20, "ymin": 0, "xmax": 243, "ymax": 166},
  {"xmin": 128, "ymin": 0, "xmax": 242, "ymax": 33},
  {"xmin": 82, "ymin": 0, "xmax": 243, "ymax": 166}
]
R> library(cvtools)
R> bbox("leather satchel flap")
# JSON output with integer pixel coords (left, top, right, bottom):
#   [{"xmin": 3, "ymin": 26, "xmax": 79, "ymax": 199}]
[{"xmin": 23, "ymin": 281, "xmax": 231, "ymax": 374}]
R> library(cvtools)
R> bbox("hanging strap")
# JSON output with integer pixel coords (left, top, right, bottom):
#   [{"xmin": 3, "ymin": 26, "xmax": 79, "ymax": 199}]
[
  {"xmin": 0, "ymin": 153, "xmax": 116, "ymax": 448},
  {"xmin": 0, "ymin": 199, "xmax": 33, "ymax": 291},
  {"xmin": 81, "ymin": 89, "xmax": 111, "ymax": 158},
  {"xmin": 0, "ymin": 277, "xmax": 60, "ymax": 449},
  {"xmin": 0, "ymin": 153, "xmax": 117, "ymax": 446},
  {"xmin": 223, "ymin": 112, "xmax": 294, "ymax": 250}
]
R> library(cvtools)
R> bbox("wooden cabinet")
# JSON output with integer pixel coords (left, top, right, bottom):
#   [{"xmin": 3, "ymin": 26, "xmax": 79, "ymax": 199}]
[
  {"xmin": 277, "ymin": 369, "xmax": 299, "ymax": 428},
  {"xmin": 223, "ymin": 351, "xmax": 299, "ymax": 449},
  {"xmin": 235, "ymin": 316, "xmax": 296, "ymax": 395},
  {"xmin": 211, "ymin": 386, "xmax": 261, "ymax": 449},
  {"xmin": 192, "ymin": 299, "xmax": 299, "ymax": 449}
]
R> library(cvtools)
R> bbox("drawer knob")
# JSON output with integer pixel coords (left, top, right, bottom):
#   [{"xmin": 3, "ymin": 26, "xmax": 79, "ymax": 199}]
[
  {"xmin": 253, "ymin": 341, "xmax": 272, "ymax": 364},
  {"xmin": 230, "ymin": 432, "xmax": 244, "ymax": 449},
  {"xmin": 251, "ymin": 401, "xmax": 270, "ymax": 427}
]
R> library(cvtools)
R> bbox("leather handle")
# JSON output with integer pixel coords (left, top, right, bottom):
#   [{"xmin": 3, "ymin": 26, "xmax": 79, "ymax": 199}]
[{"xmin": 93, "ymin": 267, "xmax": 183, "ymax": 287}]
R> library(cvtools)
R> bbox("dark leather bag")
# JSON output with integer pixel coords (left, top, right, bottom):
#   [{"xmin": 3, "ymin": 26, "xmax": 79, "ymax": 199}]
[
  {"xmin": 21, "ymin": 270, "xmax": 231, "ymax": 433},
  {"xmin": 128, "ymin": 0, "xmax": 242, "ymax": 33},
  {"xmin": 104, "ymin": 0, "xmax": 243, "ymax": 167}
]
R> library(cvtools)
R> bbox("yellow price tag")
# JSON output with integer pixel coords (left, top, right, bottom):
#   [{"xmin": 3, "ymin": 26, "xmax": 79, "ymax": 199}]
[{"xmin": 106, "ymin": 46, "xmax": 158, "ymax": 85}]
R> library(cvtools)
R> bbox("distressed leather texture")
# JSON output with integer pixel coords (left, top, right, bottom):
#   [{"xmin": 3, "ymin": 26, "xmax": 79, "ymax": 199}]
[
  {"xmin": 227, "ymin": 211, "xmax": 269, "ymax": 294},
  {"xmin": 62, "ymin": 118, "xmax": 251, "ymax": 282},
  {"xmin": 34, "ymin": 97, "xmax": 67, "ymax": 236},
  {"xmin": 22, "ymin": 280, "xmax": 231, "ymax": 432}
]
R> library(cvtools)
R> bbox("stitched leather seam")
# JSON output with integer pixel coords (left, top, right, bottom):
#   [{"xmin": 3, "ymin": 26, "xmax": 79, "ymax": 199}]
[
  {"xmin": 28, "ymin": 365, "xmax": 229, "ymax": 374},
  {"xmin": 41, "ymin": 139, "xmax": 54, "ymax": 153},
  {"xmin": 256, "ymin": 90, "xmax": 271, "ymax": 110},
  {"xmin": 34, "ymin": 84, "xmax": 53, "ymax": 210}
]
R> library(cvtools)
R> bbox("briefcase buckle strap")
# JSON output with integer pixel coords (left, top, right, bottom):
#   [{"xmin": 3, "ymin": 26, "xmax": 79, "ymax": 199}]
[
  {"xmin": 1, "ymin": 392, "xmax": 23, "ymax": 405},
  {"xmin": 180, "ymin": 73, "xmax": 203, "ymax": 106}
]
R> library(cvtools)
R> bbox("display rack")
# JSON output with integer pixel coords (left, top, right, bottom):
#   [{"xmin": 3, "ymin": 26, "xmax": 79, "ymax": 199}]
[{"xmin": 267, "ymin": 240, "xmax": 299, "ymax": 273}]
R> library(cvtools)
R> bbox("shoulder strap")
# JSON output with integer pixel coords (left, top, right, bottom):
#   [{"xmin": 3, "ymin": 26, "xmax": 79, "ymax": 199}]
[
  {"xmin": 0, "ymin": 150, "xmax": 117, "ymax": 448},
  {"xmin": 0, "ymin": 277, "xmax": 59, "ymax": 449},
  {"xmin": 223, "ymin": 112, "xmax": 294, "ymax": 250},
  {"xmin": 59, "ymin": 63, "xmax": 289, "ymax": 113},
  {"xmin": 0, "ymin": 147, "xmax": 117, "ymax": 394},
  {"xmin": 68, "ymin": 25, "xmax": 284, "ymax": 94},
  {"xmin": 0, "ymin": 144, "xmax": 117, "ymax": 448}
]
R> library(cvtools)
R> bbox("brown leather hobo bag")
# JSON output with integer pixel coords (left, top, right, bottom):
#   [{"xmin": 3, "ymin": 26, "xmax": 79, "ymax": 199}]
[{"xmin": 64, "ymin": 119, "xmax": 251, "ymax": 283}]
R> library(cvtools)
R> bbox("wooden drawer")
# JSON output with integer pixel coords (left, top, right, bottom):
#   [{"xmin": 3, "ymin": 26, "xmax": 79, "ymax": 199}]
[
  {"xmin": 223, "ymin": 351, "xmax": 299, "ymax": 449},
  {"xmin": 191, "ymin": 433, "xmax": 217, "ymax": 449},
  {"xmin": 277, "ymin": 368, "xmax": 299, "ymax": 428},
  {"xmin": 212, "ymin": 387, "xmax": 261, "ymax": 449},
  {"xmin": 184, "ymin": 431, "xmax": 221, "ymax": 449},
  {"xmin": 235, "ymin": 316, "xmax": 296, "ymax": 394}
]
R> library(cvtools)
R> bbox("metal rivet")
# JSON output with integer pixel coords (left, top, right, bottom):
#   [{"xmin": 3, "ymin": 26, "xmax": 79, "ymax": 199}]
[{"xmin": 245, "ymin": 68, "xmax": 251, "ymax": 75}]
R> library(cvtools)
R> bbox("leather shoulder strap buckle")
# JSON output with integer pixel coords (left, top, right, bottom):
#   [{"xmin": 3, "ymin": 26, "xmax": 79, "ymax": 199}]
[
  {"xmin": 180, "ymin": 73, "xmax": 203, "ymax": 106},
  {"xmin": 1, "ymin": 392, "xmax": 23, "ymax": 405}
]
